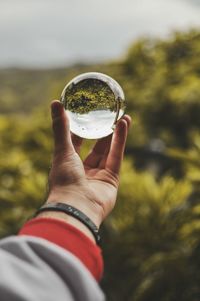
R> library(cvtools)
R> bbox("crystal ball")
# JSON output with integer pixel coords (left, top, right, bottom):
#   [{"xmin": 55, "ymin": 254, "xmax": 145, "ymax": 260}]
[{"xmin": 60, "ymin": 72, "xmax": 126, "ymax": 139}]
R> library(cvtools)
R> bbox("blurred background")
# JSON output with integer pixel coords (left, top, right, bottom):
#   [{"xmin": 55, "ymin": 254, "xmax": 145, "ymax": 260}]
[{"xmin": 0, "ymin": 0, "xmax": 200, "ymax": 300}]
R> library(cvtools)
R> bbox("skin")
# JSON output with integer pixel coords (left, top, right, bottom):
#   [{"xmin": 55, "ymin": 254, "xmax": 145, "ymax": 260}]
[{"xmin": 37, "ymin": 100, "xmax": 131, "ymax": 243}]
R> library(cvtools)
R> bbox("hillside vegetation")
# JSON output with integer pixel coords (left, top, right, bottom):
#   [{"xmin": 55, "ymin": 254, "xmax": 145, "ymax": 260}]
[{"xmin": 0, "ymin": 30, "xmax": 200, "ymax": 301}]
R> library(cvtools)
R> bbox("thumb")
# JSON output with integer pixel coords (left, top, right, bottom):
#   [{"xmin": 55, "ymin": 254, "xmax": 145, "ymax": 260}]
[{"xmin": 51, "ymin": 100, "xmax": 74, "ymax": 155}]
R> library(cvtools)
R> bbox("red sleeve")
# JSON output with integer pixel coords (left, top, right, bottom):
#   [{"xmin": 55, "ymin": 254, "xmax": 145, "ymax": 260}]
[{"xmin": 18, "ymin": 218, "xmax": 103, "ymax": 281}]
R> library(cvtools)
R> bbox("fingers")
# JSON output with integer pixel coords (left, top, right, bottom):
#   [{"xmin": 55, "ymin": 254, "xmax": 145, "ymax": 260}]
[
  {"xmin": 71, "ymin": 133, "xmax": 83, "ymax": 154},
  {"xmin": 98, "ymin": 114, "xmax": 132, "ymax": 169},
  {"xmin": 105, "ymin": 116, "xmax": 131, "ymax": 174},
  {"xmin": 97, "ymin": 136, "xmax": 112, "ymax": 169},
  {"xmin": 84, "ymin": 115, "xmax": 132, "ymax": 170},
  {"xmin": 122, "ymin": 114, "xmax": 132, "ymax": 129},
  {"xmin": 84, "ymin": 135, "xmax": 112, "ymax": 168},
  {"xmin": 51, "ymin": 100, "xmax": 74, "ymax": 155}
]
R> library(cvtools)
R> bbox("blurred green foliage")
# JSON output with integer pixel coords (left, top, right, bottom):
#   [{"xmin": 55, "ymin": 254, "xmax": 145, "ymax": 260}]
[{"xmin": 0, "ymin": 30, "xmax": 200, "ymax": 300}]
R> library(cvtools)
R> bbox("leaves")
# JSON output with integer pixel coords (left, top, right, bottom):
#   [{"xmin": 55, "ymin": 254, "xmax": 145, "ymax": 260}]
[{"xmin": 0, "ymin": 29, "xmax": 200, "ymax": 300}]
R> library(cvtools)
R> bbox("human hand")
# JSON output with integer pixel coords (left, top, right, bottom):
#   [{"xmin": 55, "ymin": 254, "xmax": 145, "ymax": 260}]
[{"xmin": 46, "ymin": 100, "xmax": 131, "ymax": 230}]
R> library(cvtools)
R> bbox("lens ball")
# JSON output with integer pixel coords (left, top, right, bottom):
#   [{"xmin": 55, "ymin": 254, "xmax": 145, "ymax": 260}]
[{"xmin": 60, "ymin": 72, "xmax": 125, "ymax": 139}]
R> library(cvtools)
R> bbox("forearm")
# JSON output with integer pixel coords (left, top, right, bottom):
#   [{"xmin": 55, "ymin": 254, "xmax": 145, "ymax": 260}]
[
  {"xmin": 19, "ymin": 215, "xmax": 103, "ymax": 281},
  {"xmin": 19, "ymin": 188, "xmax": 104, "ymax": 281},
  {"xmin": 0, "ymin": 236, "xmax": 104, "ymax": 300},
  {"xmin": 36, "ymin": 210, "xmax": 96, "ymax": 243}
]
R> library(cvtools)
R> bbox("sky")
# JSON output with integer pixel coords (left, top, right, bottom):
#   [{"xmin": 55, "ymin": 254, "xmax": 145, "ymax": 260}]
[{"xmin": 0, "ymin": 0, "xmax": 200, "ymax": 68}]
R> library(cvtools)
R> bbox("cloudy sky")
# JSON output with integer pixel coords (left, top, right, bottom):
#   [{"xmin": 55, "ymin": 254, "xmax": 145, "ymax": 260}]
[{"xmin": 0, "ymin": 0, "xmax": 200, "ymax": 68}]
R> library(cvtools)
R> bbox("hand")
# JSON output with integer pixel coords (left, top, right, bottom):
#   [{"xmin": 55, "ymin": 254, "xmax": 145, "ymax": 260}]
[{"xmin": 46, "ymin": 100, "xmax": 131, "ymax": 231}]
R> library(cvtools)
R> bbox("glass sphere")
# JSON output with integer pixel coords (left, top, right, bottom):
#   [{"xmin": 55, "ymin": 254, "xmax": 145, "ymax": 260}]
[{"xmin": 60, "ymin": 72, "xmax": 126, "ymax": 139}]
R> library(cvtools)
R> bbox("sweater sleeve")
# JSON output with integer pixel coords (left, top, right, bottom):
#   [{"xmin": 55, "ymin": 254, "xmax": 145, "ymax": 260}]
[
  {"xmin": 18, "ymin": 217, "xmax": 103, "ymax": 281},
  {"xmin": 0, "ymin": 235, "xmax": 105, "ymax": 301}
]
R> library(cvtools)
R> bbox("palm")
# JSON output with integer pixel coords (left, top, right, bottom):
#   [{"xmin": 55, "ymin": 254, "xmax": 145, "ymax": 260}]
[
  {"xmin": 69, "ymin": 133, "xmax": 124, "ymax": 216},
  {"xmin": 70, "ymin": 113, "xmax": 131, "ymax": 216},
  {"xmin": 85, "ymin": 167, "xmax": 118, "ymax": 212}
]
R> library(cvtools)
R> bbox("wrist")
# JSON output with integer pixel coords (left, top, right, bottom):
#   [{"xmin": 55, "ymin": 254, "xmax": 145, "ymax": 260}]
[{"xmin": 46, "ymin": 187, "xmax": 104, "ymax": 228}]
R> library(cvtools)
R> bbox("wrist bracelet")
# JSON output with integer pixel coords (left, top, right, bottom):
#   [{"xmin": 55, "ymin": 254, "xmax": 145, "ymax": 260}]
[{"xmin": 34, "ymin": 202, "xmax": 101, "ymax": 244}]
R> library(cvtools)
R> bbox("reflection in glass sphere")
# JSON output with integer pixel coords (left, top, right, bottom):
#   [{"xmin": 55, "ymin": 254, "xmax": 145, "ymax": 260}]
[{"xmin": 60, "ymin": 72, "xmax": 126, "ymax": 139}]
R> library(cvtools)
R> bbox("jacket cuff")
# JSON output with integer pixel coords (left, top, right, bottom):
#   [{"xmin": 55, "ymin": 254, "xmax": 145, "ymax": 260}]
[{"xmin": 18, "ymin": 217, "xmax": 103, "ymax": 281}]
